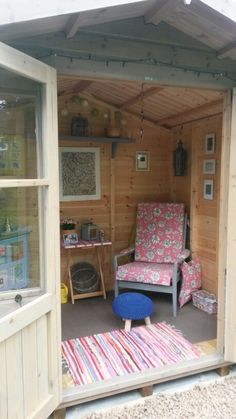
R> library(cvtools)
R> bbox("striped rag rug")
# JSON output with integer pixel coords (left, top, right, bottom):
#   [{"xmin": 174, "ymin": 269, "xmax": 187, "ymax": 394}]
[{"xmin": 61, "ymin": 322, "xmax": 201, "ymax": 388}]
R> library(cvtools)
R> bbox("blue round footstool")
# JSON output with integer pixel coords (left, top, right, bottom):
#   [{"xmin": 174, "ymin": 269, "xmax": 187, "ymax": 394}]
[{"xmin": 112, "ymin": 292, "xmax": 153, "ymax": 331}]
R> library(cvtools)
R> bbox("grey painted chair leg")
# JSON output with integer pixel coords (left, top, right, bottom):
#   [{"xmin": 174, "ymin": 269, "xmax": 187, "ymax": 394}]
[
  {"xmin": 115, "ymin": 280, "xmax": 119, "ymax": 297},
  {"xmin": 172, "ymin": 281, "xmax": 178, "ymax": 317}
]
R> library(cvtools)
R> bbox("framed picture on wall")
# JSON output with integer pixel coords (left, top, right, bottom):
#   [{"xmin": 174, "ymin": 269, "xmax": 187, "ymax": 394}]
[
  {"xmin": 59, "ymin": 147, "xmax": 101, "ymax": 201},
  {"xmin": 203, "ymin": 159, "xmax": 216, "ymax": 175},
  {"xmin": 203, "ymin": 179, "xmax": 214, "ymax": 200},
  {"xmin": 136, "ymin": 151, "xmax": 150, "ymax": 171},
  {"xmin": 205, "ymin": 133, "xmax": 215, "ymax": 154}
]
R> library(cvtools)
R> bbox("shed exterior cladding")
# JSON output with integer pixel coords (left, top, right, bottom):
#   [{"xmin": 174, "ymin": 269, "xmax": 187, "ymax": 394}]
[{"xmin": 1, "ymin": 1, "xmax": 236, "ymax": 417}]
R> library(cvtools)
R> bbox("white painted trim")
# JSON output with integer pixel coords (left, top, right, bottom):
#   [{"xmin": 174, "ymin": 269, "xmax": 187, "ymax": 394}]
[
  {"xmin": 0, "ymin": 293, "xmax": 52, "ymax": 342},
  {"xmin": 0, "ymin": 179, "xmax": 49, "ymax": 188},
  {"xmin": 0, "ymin": 0, "xmax": 148, "ymax": 26},
  {"xmin": 0, "ymin": 42, "xmax": 62, "ymax": 415},
  {"xmin": 0, "ymin": 41, "xmax": 53, "ymax": 83},
  {"xmin": 224, "ymin": 87, "xmax": 236, "ymax": 362},
  {"xmin": 61, "ymin": 354, "xmax": 226, "ymax": 406}
]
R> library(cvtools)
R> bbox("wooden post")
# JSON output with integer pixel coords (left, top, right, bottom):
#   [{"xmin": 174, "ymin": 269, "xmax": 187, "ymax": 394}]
[
  {"xmin": 139, "ymin": 385, "xmax": 153, "ymax": 397},
  {"xmin": 217, "ymin": 91, "xmax": 232, "ymax": 354},
  {"xmin": 216, "ymin": 366, "xmax": 230, "ymax": 377},
  {"xmin": 110, "ymin": 153, "xmax": 115, "ymax": 289}
]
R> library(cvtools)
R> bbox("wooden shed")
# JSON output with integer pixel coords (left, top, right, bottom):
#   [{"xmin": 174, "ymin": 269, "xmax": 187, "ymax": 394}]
[{"xmin": 1, "ymin": 1, "xmax": 236, "ymax": 417}]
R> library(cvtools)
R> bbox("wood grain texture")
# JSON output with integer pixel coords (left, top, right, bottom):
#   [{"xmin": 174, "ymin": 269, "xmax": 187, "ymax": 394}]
[
  {"xmin": 172, "ymin": 114, "xmax": 222, "ymax": 295},
  {"xmin": 58, "ymin": 99, "xmax": 171, "ymax": 290}
]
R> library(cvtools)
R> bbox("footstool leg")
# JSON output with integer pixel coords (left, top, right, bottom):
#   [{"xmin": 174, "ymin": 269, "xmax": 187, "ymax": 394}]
[
  {"xmin": 124, "ymin": 319, "xmax": 132, "ymax": 331},
  {"xmin": 144, "ymin": 316, "xmax": 151, "ymax": 326}
]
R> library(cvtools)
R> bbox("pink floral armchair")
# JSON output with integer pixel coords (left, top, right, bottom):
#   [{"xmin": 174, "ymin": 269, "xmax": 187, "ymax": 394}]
[{"xmin": 114, "ymin": 203, "xmax": 190, "ymax": 317}]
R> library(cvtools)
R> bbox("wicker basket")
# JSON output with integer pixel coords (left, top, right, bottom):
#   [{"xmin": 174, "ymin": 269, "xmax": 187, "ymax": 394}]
[{"xmin": 71, "ymin": 262, "xmax": 100, "ymax": 294}]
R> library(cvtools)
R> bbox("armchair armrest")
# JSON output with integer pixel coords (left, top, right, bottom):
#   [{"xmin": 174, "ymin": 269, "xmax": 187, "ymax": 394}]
[
  {"xmin": 114, "ymin": 246, "xmax": 135, "ymax": 271},
  {"xmin": 176, "ymin": 249, "xmax": 190, "ymax": 263}
]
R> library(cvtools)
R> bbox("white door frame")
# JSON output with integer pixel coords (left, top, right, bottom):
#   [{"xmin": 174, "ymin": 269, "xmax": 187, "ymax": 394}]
[{"xmin": 0, "ymin": 41, "xmax": 61, "ymax": 418}]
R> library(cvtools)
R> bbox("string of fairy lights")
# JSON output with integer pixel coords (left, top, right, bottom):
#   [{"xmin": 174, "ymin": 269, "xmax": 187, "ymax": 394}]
[{"xmin": 38, "ymin": 51, "xmax": 236, "ymax": 83}]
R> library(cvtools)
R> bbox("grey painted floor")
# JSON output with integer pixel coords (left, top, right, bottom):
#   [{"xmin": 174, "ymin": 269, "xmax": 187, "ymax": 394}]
[
  {"xmin": 61, "ymin": 291, "xmax": 218, "ymax": 419},
  {"xmin": 61, "ymin": 291, "xmax": 217, "ymax": 343}
]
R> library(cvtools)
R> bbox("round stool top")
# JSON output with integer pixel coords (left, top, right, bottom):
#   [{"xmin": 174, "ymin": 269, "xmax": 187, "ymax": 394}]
[{"xmin": 112, "ymin": 292, "xmax": 153, "ymax": 320}]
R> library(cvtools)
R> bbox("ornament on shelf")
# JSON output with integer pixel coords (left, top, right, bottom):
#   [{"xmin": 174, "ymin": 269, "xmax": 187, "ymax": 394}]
[
  {"xmin": 61, "ymin": 100, "xmax": 69, "ymax": 117},
  {"xmin": 81, "ymin": 98, "xmax": 89, "ymax": 108},
  {"xmin": 121, "ymin": 117, "xmax": 127, "ymax": 126},
  {"xmin": 90, "ymin": 108, "xmax": 100, "ymax": 117},
  {"xmin": 103, "ymin": 112, "xmax": 109, "ymax": 119}
]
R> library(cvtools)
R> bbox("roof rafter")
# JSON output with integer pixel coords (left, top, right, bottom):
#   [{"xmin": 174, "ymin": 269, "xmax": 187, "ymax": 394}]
[
  {"xmin": 155, "ymin": 98, "xmax": 223, "ymax": 126},
  {"xmin": 91, "ymin": 92, "xmax": 167, "ymax": 129},
  {"xmin": 64, "ymin": 13, "xmax": 82, "ymax": 39},
  {"xmin": 76, "ymin": 91, "xmax": 171, "ymax": 132},
  {"xmin": 58, "ymin": 80, "xmax": 93, "ymax": 97},
  {"xmin": 144, "ymin": 0, "xmax": 179, "ymax": 25},
  {"xmin": 217, "ymin": 40, "xmax": 236, "ymax": 59},
  {"xmin": 119, "ymin": 86, "xmax": 164, "ymax": 110}
]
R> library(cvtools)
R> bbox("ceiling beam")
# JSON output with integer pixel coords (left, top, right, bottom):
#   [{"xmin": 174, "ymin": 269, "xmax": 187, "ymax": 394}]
[
  {"xmin": 58, "ymin": 80, "xmax": 93, "ymax": 97},
  {"xmin": 42, "ymin": 54, "xmax": 235, "ymax": 90},
  {"xmin": 144, "ymin": 0, "xmax": 178, "ymax": 25},
  {"xmin": 64, "ymin": 13, "xmax": 82, "ymax": 39},
  {"xmin": 76, "ymin": 91, "xmax": 171, "ymax": 132},
  {"xmin": 119, "ymin": 86, "xmax": 164, "ymax": 110},
  {"xmin": 91, "ymin": 93, "xmax": 162, "ymax": 127},
  {"xmin": 155, "ymin": 98, "xmax": 223, "ymax": 126},
  {"xmin": 217, "ymin": 40, "xmax": 236, "ymax": 59}
]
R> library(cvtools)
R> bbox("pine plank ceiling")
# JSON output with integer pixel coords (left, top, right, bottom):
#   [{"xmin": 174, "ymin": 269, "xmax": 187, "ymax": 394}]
[{"xmin": 57, "ymin": 77, "xmax": 223, "ymax": 129}]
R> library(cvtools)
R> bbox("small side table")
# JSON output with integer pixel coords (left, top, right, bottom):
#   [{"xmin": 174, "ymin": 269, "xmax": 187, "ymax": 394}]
[
  {"xmin": 62, "ymin": 239, "xmax": 112, "ymax": 303},
  {"xmin": 112, "ymin": 292, "xmax": 153, "ymax": 331}
]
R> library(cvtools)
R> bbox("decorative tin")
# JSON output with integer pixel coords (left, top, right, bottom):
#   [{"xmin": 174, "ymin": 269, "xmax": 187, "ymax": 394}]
[
  {"xmin": 82, "ymin": 222, "xmax": 98, "ymax": 241},
  {"xmin": 192, "ymin": 289, "xmax": 217, "ymax": 314}
]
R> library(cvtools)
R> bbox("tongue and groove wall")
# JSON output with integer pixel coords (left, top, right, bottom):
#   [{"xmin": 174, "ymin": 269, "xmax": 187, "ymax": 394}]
[{"xmin": 58, "ymin": 95, "xmax": 222, "ymax": 295}]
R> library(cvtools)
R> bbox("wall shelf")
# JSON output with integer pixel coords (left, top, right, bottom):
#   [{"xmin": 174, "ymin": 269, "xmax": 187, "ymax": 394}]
[{"xmin": 60, "ymin": 136, "xmax": 135, "ymax": 158}]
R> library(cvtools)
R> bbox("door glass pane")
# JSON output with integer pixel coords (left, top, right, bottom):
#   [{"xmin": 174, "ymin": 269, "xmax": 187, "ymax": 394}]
[
  {"xmin": 0, "ymin": 187, "xmax": 41, "ymax": 292},
  {"xmin": 0, "ymin": 67, "xmax": 42, "ymax": 179}
]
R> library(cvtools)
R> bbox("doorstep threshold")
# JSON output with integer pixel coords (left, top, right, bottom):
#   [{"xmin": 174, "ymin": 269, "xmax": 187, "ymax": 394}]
[{"xmin": 60, "ymin": 353, "xmax": 228, "ymax": 409}]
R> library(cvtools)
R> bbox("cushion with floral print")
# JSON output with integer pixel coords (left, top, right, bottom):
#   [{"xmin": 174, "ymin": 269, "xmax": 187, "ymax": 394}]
[
  {"xmin": 135, "ymin": 203, "xmax": 185, "ymax": 264},
  {"xmin": 179, "ymin": 259, "xmax": 202, "ymax": 308}
]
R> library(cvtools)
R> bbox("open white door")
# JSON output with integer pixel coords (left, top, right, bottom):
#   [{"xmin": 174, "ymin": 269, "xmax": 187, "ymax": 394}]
[
  {"xmin": 0, "ymin": 42, "xmax": 61, "ymax": 418},
  {"xmin": 222, "ymin": 87, "xmax": 236, "ymax": 362}
]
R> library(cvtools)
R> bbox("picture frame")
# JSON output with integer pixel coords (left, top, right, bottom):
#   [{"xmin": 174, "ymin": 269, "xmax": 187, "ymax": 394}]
[
  {"xmin": 63, "ymin": 232, "xmax": 79, "ymax": 245},
  {"xmin": 205, "ymin": 133, "xmax": 215, "ymax": 154},
  {"xmin": 136, "ymin": 151, "xmax": 150, "ymax": 171},
  {"xmin": 203, "ymin": 159, "xmax": 216, "ymax": 175},
  {"xmin": 203, "ymin": 180, "xmax": 214, "ymax": 200},
  {"xmin": 59, "ymin": 147, "xmax": 101, "ymax": 201}
]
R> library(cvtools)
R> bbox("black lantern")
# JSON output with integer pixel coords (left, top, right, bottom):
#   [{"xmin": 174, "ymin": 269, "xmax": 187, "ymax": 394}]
[{"xmin": 173, "ymin": 141, "xmax": 187, "ymax": 176}]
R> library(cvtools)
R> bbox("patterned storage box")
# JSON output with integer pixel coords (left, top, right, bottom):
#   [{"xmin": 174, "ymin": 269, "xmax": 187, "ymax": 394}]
[{"xmin": 192, "ymin": 290, "xmax": 217, "ymax": 314}]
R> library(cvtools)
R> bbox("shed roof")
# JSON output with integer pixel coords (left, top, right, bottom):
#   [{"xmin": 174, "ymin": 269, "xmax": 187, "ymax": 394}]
[
  {"xmin": 1, "ymin": 1, "xmax": 236, "ymax": 61},
  {"xmin": 1, "ymin": 1, "xmax": 235, "ymax": 128}
]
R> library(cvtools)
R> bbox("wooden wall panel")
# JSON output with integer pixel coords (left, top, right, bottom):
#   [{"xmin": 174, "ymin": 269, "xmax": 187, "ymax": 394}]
[
  {"xmin": 58, "ymin": 99, "xmax": 171, "ymax": 290},
  {"xmin": 58, "ymin": 95, "xmax": 222, "ymax": 295},
  {"xmin": 170, "ymin": 124, "xmax": 192, "ymax": 214},
  {"xmin": 172, "ymin": 114, "xmax": 222, "ymax": 295}
]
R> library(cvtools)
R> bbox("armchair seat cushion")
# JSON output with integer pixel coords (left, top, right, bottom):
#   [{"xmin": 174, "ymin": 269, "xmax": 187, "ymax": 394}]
[{"xmin": 116, "ymin": 261, "xmax": 174, "ymax": 286}]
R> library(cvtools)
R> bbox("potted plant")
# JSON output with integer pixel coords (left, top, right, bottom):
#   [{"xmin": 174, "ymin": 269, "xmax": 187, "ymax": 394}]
[{"xmin": 60, "ymin": 218, "xmax": 78, "ymax": 235}]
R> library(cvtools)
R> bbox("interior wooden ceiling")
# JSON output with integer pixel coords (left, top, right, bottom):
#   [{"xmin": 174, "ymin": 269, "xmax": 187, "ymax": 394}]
[{"xmin": 57, "ymin": 76, "xmax": 224, "ymax": 129}]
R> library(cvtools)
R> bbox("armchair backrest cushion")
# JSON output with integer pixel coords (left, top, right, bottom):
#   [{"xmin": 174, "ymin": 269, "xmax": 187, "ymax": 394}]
[{"xmin": 135, "ymin": 203, "xmax": 185, "ymax": 263}]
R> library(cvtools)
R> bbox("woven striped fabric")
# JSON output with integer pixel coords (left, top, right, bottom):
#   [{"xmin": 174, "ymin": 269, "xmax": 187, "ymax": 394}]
[{"xmin": 61, "ymin": 323, "xmax": 201, "ymax": 388}]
